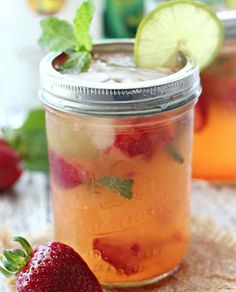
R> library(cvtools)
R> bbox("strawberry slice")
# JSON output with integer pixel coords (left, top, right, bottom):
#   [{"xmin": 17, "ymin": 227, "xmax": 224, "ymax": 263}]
[
  {"xmin": 93, "ymin": 237, "xmax": 142, "ymax": 275},
  {"xmin": 114, "ymin": 125, "xmax": 174, "ymax": 158},
  {"xmin": 115, "ymin": 131, "xmax": 152, "ymax": 158},
  {"xmin": 49, "ymin": 151, "xmax": 89, "ymax": 189}
]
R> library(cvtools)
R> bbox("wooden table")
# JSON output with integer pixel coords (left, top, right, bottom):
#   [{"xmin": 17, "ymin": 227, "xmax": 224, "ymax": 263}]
[{"xmin": 0, "ymin": 173, "xmax": 236, "ymax": 291}]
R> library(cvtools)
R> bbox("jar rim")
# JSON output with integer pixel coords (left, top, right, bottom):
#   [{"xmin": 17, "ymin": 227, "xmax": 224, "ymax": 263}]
[{"xmin": 39, "ymin": 40, "xmax": 201, "ymax": 117}]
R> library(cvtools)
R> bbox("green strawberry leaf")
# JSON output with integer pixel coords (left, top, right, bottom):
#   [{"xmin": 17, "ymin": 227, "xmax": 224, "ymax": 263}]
[
  {"xmin": 98, "ymin": 176, "xmax": 134, "ymax": 199},
  {"xmin": 39, "ymin": 17, "xmax": 77, "ymax": 52},
  {"xmin": 73, "ymin": 0, "xmax": 95, "ymax": 52},
  {"xmin": 3, "ymin": 109, "xmax": 48, "ymax": 172},
  {"xmin": 0, "ymin": 237, "xmax": 33, "ymax": 279},
  {"xmin": 60, "ymin": 51, "xmax": 92, "ymax": 73},
  {"xmin": 21, "ymin": 108, "xmax": 46, "ymax": 131}
]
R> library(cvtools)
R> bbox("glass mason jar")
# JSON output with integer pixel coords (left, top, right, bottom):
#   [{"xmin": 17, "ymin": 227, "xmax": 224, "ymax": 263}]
[
  {"xmin": 39, "ymin": 41, "xmax": 200, "ymax": 286},
  {"xmin": 193, "ymin": 11, "xmax": 236, "ymax": 182}
]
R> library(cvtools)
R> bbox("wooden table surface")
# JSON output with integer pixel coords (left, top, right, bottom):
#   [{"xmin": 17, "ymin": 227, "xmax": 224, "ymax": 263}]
[{"xmin": 0, "ymin": 173, "xmax": 235, "ymax": 291}]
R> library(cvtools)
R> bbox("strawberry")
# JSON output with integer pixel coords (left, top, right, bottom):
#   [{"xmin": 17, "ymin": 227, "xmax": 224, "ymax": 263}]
[
  {"xmin": 115, "ymin": 131, "xmax": 152, "ymax": 158},
  {"xmin": 0, "ymin": 139, "xmax": 22, "ymax": 191},
  {"xmin": 93, "ymin": 237, "xmax": 142, "ymax": 275},
  {"xmin": 49, "ymin": 150, "xmax": 89, "ymax": 189},
  {"xmin": 0, "ymin": 237, "xmax": 102, "ymax": 292},
  {"xmin": 114, "ymin": 125, "xmax": 174, "ymax": 158}
]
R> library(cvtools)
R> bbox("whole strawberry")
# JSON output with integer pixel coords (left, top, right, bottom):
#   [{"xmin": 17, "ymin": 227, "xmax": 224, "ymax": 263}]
[
  {"xmin": 0, "ymin": 139, "xmax": 22, "ymax": 191},
  {"xmin": 0, "ymin": 237, "xmax": 102, "ymax": 292}
]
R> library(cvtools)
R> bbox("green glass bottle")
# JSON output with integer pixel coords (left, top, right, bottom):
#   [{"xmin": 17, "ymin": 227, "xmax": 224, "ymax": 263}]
[{"xmin": 104, "ymin": 0, "xmax": 144, "ymax": 38}]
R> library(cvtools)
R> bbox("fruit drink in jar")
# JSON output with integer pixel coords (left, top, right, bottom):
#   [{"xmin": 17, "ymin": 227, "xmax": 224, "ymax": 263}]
[{"xmin": 40, "ymin": 41, "xmax": 200, "ymax": 286}]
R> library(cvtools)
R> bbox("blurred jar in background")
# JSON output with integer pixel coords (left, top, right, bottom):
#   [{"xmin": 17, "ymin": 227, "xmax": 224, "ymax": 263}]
[
  {"xmin": 104, "ymin": 0, "xmax": 144, "ymax": 38},
  {"xmin": 192, "ymin": 11, "xmax": 236, "ymax": 182},
  {"xmin": 0, "ymin": 0, "xmax": 102, "ymax": 128}
]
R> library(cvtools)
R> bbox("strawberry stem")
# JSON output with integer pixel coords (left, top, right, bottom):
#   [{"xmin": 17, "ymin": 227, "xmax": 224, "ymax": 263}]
[
  {"xmin": 0, "ymin": 266, "xmax": 14, "ymax": 278},
  {"xmin": 2, "ymin": 257, "xmax": 19, "ymax": 273},
  {"xmin": 11, "ymin": 249, "xmax": 26, "ymax": 257},
  {"xmin": 14, "ymin": 237, "xmax": 33, "ymax": 259},
  {"xmin": 0, "ymin": 237, "xmax": 33, "ymax": 279}
]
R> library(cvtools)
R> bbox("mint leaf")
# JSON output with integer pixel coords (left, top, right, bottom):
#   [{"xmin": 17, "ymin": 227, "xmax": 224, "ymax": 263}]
[
  {"xmin": 38, "ymin": 1, "xmax": 95, "ymax": 72},
  {"xmin": 60, "ymin": 51, "xmax": 92, "ymax": 73},
  {"xmin": 21, "ymin": 109, "xmax": 46, "ymax": 131},
  {"xmin": 73, "ymin": 0, "xmax": 94, "ymax": 52},
  {"xmin": 98, "ymin": 176, "xmax": 134, "ymax": 199},
  {"xmin": 3, "ymin": 109, "xmax": 48, "ymax": 172},
  {"xmin": 39, "ymin": 17, "xmax": 77, "ymax": 52}
]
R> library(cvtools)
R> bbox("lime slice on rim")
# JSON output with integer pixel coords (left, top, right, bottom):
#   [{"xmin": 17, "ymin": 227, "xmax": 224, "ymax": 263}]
[{"xmin": 134, "ymin": 0, "xmax": 224, "ymax": 70}]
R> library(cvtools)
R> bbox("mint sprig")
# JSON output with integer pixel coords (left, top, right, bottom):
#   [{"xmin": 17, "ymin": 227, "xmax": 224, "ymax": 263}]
[
  {"xmin": 73, "ymin": 0, "xmax": 94, "ymax": 52},
  {"xmin": 39, "ymin": 18, "xmax": 76, "ymax": 52},
  {"xmin": 39, "ymin": 0, "xmax": 94, "ymax": 73},
  {"xmin": 98, "ymin": 176, "xmax": 134, "ymax": 199},
  {"xmin": 60, "ymin": 51, "xmax": 92, "ymax": 73}
]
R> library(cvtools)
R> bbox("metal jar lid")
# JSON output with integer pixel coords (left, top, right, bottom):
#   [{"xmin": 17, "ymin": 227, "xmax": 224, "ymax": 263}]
[
  {"xmin": 39, "ymin": 40, "xmax": 201, "ymax": 117},
  {"xmin": 218, "ymin": 10, "xmax": 236, "ymax": 39}
]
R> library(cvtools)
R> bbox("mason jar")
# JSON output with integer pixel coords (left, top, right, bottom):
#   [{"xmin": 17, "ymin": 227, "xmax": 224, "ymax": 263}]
[
  {"xmin": 39, "ymin": 40, "xmax": 200, "ymax": 287},
  {"xmin": 193, "ymin": 11, "xmax": 236, "ymax": 182}
]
